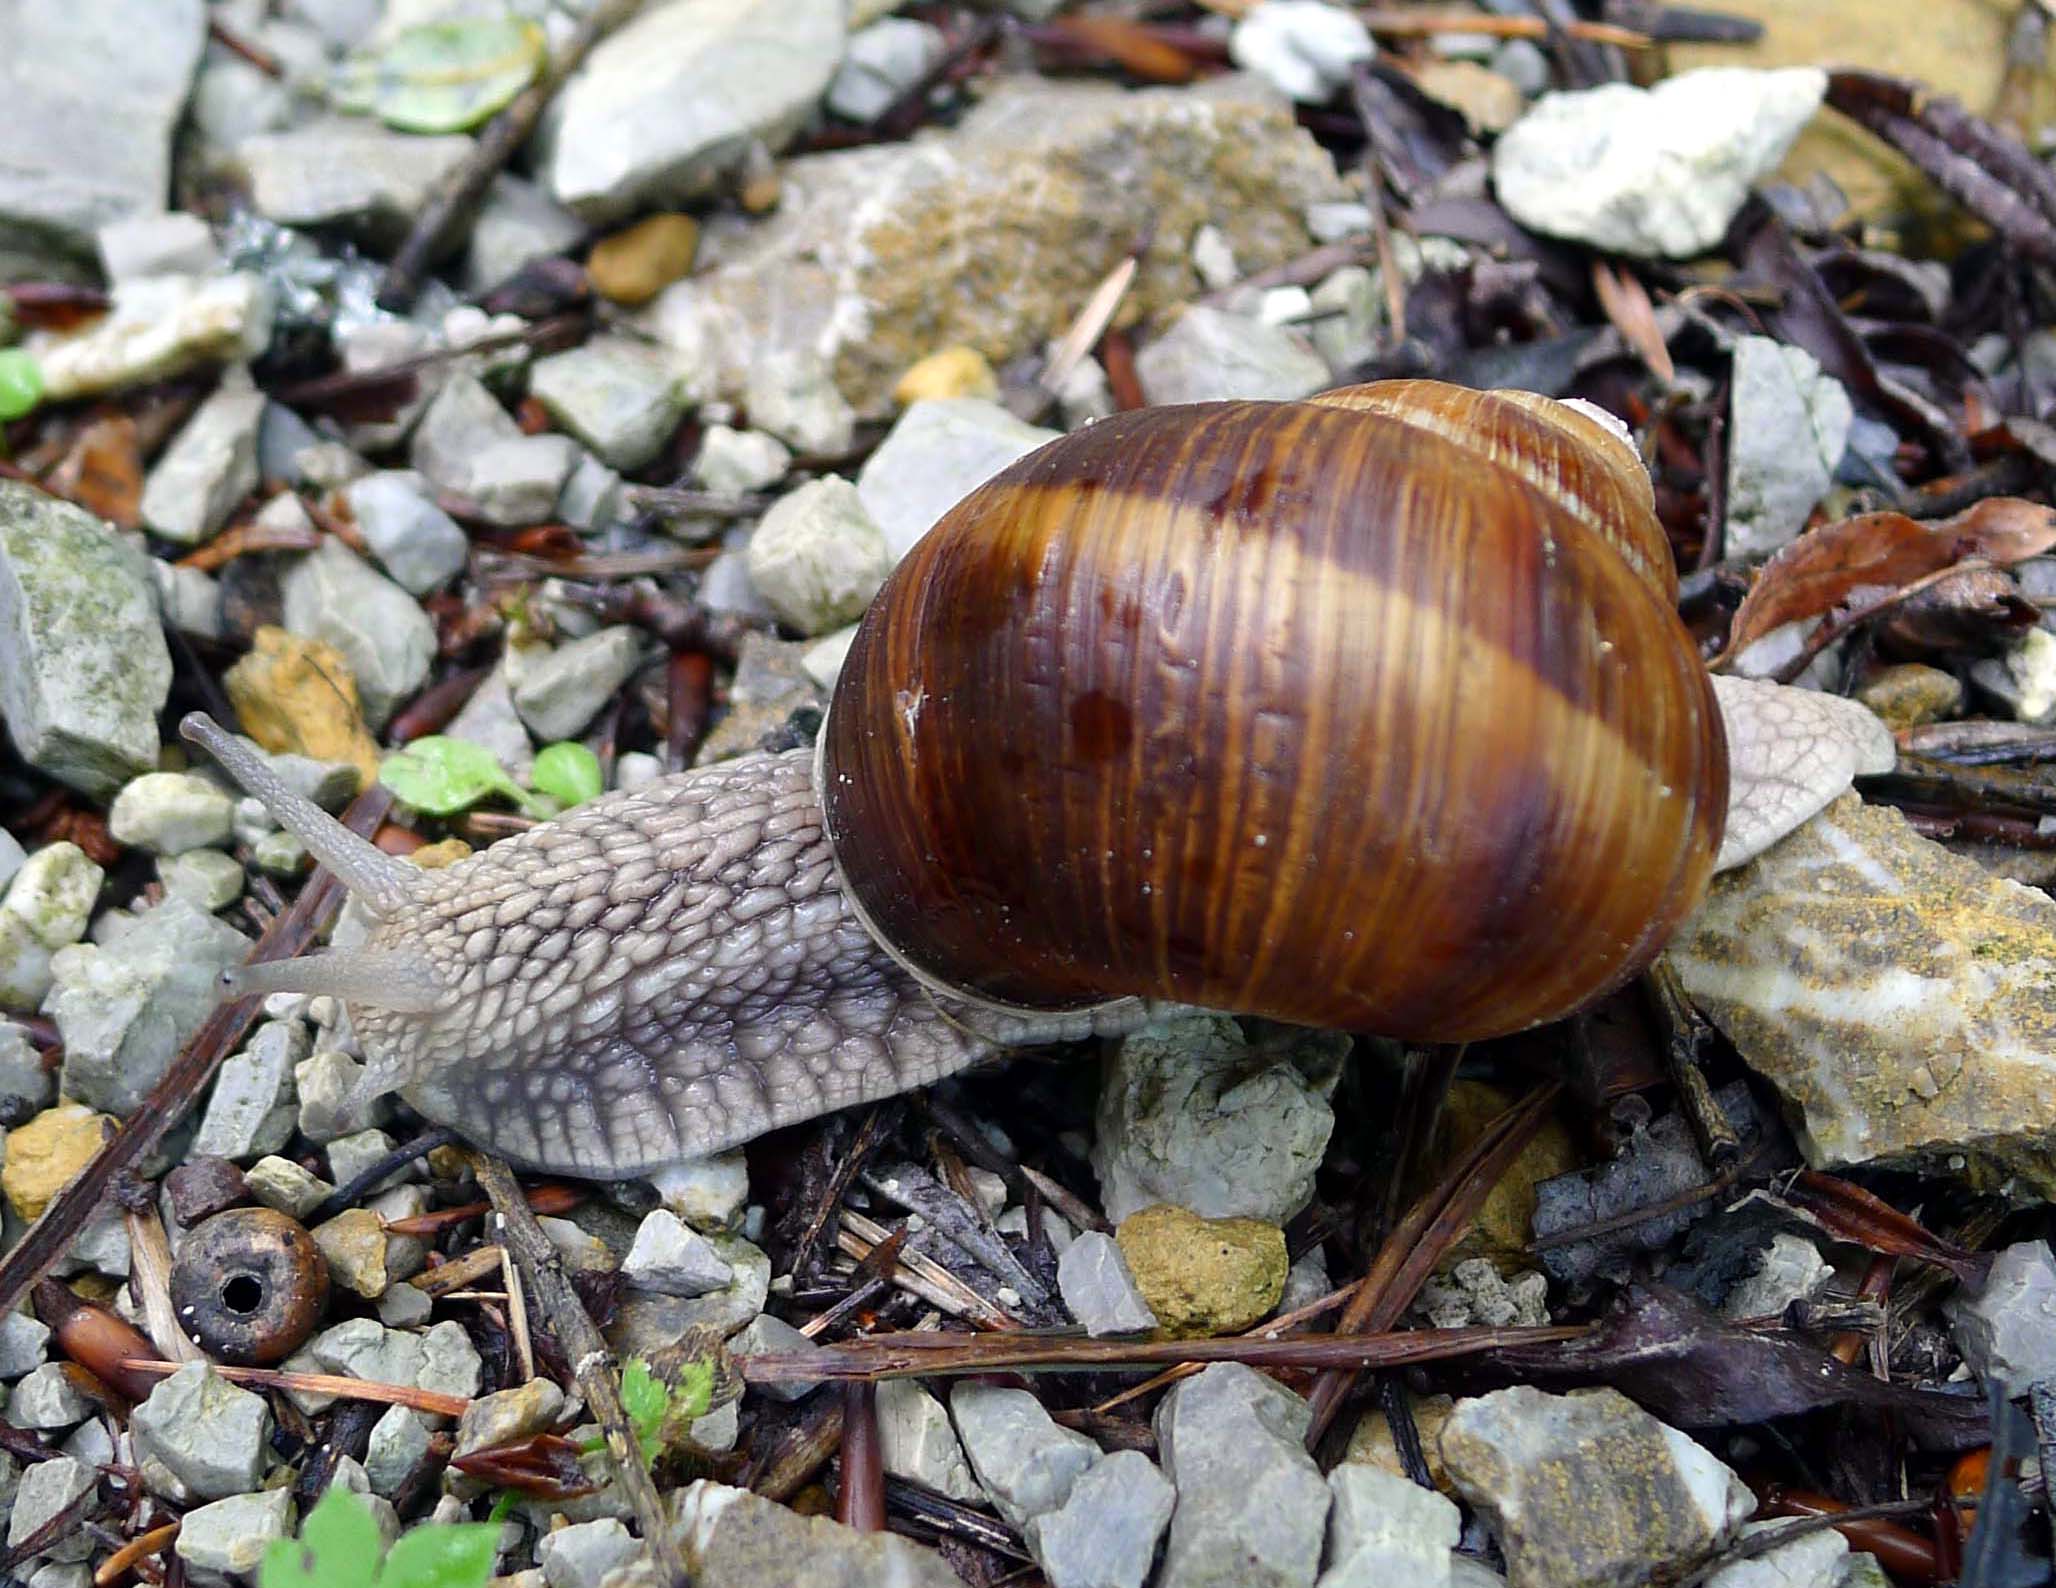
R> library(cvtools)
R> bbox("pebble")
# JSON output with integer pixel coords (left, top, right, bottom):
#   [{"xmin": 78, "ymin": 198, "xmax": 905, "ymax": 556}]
[
  {"xmin": 1117, "ymin": 1203, "xmax": 1288, "ymax": 1337},
  {"xmin": 876, "ymin": 1379, "xmax": 985, "ymax": 1503},
  {"xmin": 1672, "ymin": 795, "xmax": 2056, "ymax": 1192},
  {"xmin": 311, "ymin": 1318, "xmax": 481, "ymax": 1406},
  {"xmin": 0, "ymin": 1022, "xmax": 49, "ymax": 1128},
  {"xmin": 588, "ymin": 214, "xmax": 700, "ymax": 306},
  {"xmin": 621, "ymin": 1210, "xmax": 734, "ymax": 1298},
  {"xmin": 1415, "ymin": 1260, "xmax": 1549, "ymax": 1330},
  {"xmin": 726, "ymin": 1314, "xmax": 823, "ymax": 1403},
  {"xmin": 0, "ymin": 1312, "xmax": 50, "ymax": 1381},
  {"xmin": 1318, "ymin": 1464, "xmax": 1460, "ymax": 1588},
  {"xmin": 528, "ymin": 338, "xmax": 689, "ymax": 471},
  {"xmin": 745, "ymin": 477, "xmax": 893, "ymax": 636},
  {"xmin": 0, "ymin": 835, "xmax": 21, "ymax": 895},
  {"xmin": 1307, "ymin": 265, "xmax": 1381, "ymax": 374},
  {"xmin": 343, "ymin": 472, "xmax": 470, "ymax": 595},
  {"xmin": 537, "ymin": 0, "xmax": 844, "ymax": 220},
  {"xmin": 2, "ymin": 1105, "xmax": 108, "ymax": 1221},
  {"xmin": 950, "ymin": 1382, "xmax": 1102, "ymax": 1530},
  {"xmin": 1413, "ymin": 60, "xmax": 1525, "ymax": 135},
  {"xmin": 243, "ymin": 1155, "xmax": 333, "ymax": 1221},
  {"xmin": 1495, "ymin": 67, "xmax": 1825, "ymax": 258},
  {"xmin": 650, "ymin": 1151, "xmax": 750, "ymax": 1231},
  {"xmin": 158, "ymin": 850, "xmax": 246, "ymax": 913},
  {"xmin": 606, "ymin": 1234, "xmax": 770, "ymax": 1351},
  {"xmin": 1229, "ymin": 1, "xmax": 1377, "ymax": 102},
  {"xmin": 1058, "ymin": 1231, "xmax": 1159, "ymax": 1336},
  {"xmin": 537, "ymin": 1519, "xmax": 640, "ymax": 1588},
  {"xmin": 1094, "ymin": 1014, "xmax": 1339, "ymax": 1224},
  {"xmin": 327, "ymin": 1128, "xmax": 413, "ymax": 1195},
  {"xmin": 31, "ymin": 274, "xmax": 273, "ymax": 403},
  {"xmin": 280, "ymin": 541, "xmax": 435, "ymax": 730},
  {"xmin": 1703, "ymin": 1520, "xmax": 1848, "ymax": 1588},
  {"xmin": 1440, "ymin": 1387, "xmax": 1754, "ymax": 1588},
  {"xmin": 52, "ymin": 898, "xmax": 249, "ymax": 1116},
  {"xmin": 855, "ymin": 398, "xmax": 1059, "ymax": 562},
  {"xmin": 8, "ymin": 1363, "xmax": 88, "ymax": 1430},
  {"xmin": 0, "ymin": 482, "xmax": 172, "ymax": 798},
  {"xmin": 0, "ymin": 844, "xmax": 104, "ymax": 1011},
  {"xmin": 1135, "ymin": 304, "xmax": 1329, "ymax": 406},
  {"xmin": 510, "ymin": 628, "xmax": 647, "ymax": 742},
  {"xmin": 1723, "ymin": 1234, "xmax": 1833, "ymax": 1320},
  {"xmin": 223, "ymin": 627, "xmax": 381, "ymax": 789},
  {"xmin": 556, "ymin": 453, "xmax": 624, "ymax": 535},
  {"xmin": 692, "ymin": 426, "xmax": 790, "ymax": 496},
  {"xmin": 378, "ymin": 1281, "xmax": 433, "ymax": 1329},
  {"xmin": 1946, "ymin": 1240, "xmax": 2056, "ymax": 1389},
  {"xmin": 455, "ymin": 1379, "xmax": 565, "ymax": 1459},
  {"xmin": 829, "ymin": 18, "xmax": 945, "ymax": 121},
  {"xmin": 444, "ymin": 667, "xmax": 536, "ymax": 784},
  {"xmin": 672, "ymin": 1479, "xmax": 963, "ymax": 1587},
  {"xmin": 893, "ymin": 345, "xmax": 1001, "ymax": 406},
  {"xmin": 1724, "ymin": 337, "xmax": 1853, "ymax": 558},
  {"xmin": 139, "ymin": 372, "xmax": 265, "ymax": 546},
  {"xmin": 1493, "ymin": 38, "xmax": 1551, "ymax": 97},
  {"xmin": 234, "ymin": 119, "xmax": 474, "ymax": 250},
  {"xmin": 464, "ymin": 175, "xmax": 586, "ymax": 297},
  {"xmin": 314, "ymin": 1208, "xmax": 395, "ymax": 1299},
  {"xmin": 130, "ymin": 1364, "xmax": 273, "ymax": 1501},
  {"xmin": 366, "ymin": 1405, "xmax": 429, "ymax": 1496},
  {"xmin": 1155, "ymin": 1363, "xmax": 1329, "ymax": 1588},
  {"xmin": 411, "ymin": 378, "xmax": 577, "ymax": 529},
  {"xmin": 1974, "ymin": 628, "xmax": 2056, "ymax": 725},
  {"xmin": 176, "ymin": 1489, "xmax": 294, "ymax": 1583},
  {"xmin": 295, "ymin": 1050, "xmax": 387, "ymax": 1143},
  {"xmin": 192, "ymin": 1021, "xmax": 305, "ymax": 1162},
  {"xmin": 8, "ymin": 1457, "xmax": 97, "ymax": 1563},
  {"xmin": 742, "ymin": 352, "xmax": 857, "ymax": 457},
  {"xmin": 107, "ymin": 773, "xmax": 235, "ymax": 855},
  {"xmin": 1026, "ymin": 1449, "xmax": 1176, "ymax": 1588},
  {"xmin": 1854, "ymin": 664, "xmax": 1963, "ymax": 732}
]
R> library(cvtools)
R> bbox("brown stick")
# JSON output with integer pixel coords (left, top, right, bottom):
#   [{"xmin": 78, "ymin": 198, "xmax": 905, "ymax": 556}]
[
  {"xmin": 836, "ymin": 1383, "xmax": 885, "ymax": 1531},
  {"xmin": 121, "ymin": 1358, "xmax": 471, "ymax": 1416},
  {"xmin": 0, "ymin": 784, "xmax": 391, "ymax": 1325},
  {"xmin": 93, "ymin": 1520, "xmax": 180, "ymax": 1587},
  {"xmin": 472, "ymin": 1153, "xmax": 691, "ymax": 1588},
  {"xmin": 378, "ymin": 0, "xmax": 643, "ymax": 311}
]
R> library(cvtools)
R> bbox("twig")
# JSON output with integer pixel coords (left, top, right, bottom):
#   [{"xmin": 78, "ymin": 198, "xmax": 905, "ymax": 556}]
[
  {"xmin": 379, "ymin": 0, "xmax": 643, "ymax": 310},
  {"xmin": 1355, "ymin": 8, "xmax": 1653, "ymax": 46},
  {"xmin": 1643, "ymin": 958, "xmax": 1740, "ymax": 1170},
  {"xmin": 411, "ymin": 1244, "xmax": 508, "ymax": 1299},
  {"xmin": 122, "ymin": 1208, "xmax": 207, "ymax": 1367},
  {"xmin": 1770, "ymin": 559, "xmax": 1994, "ymax": 685},
  {"xmin": 838, "ymin": 1209, "xmax": 1022, "ymax": 1329},
  {"xmin": 0, "ymin": 783, "xmax": 391, "ymax": 1324},
  {"xmin": 471, "ymin": 1153, "xmax": 691, "ymax": 1588},
  {"xmin": 501, "ymin": 1247, "xmax": 536, "ymax": 1383},
  {"xmin": 93, "ymin": 1521, "xmax": 180, "ymax": 1587},
  {"xmin": 309, "ymin": 1126, "xmax": 459, "ymax": 1224},
  {"xmin": 120, "ymin": 1358, "xmax": 471, "ymax": 1417},
  {"xmin": 836, "ymin": 1383, "xmax": 884, "ymax": 1531}
]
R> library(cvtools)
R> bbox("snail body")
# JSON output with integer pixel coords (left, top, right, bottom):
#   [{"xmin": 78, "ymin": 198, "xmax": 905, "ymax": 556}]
[{"xmin": 187, "ymin": 381, "xmax": 1728, "ymax": 1178}]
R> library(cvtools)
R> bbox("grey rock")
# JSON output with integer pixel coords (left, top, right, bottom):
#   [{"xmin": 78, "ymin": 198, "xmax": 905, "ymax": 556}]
[
  {"xmin": 606, "ymin": 1234, "xmax": 770, "ymax": 1352},
  {"xmin": 1836, "ymin": 1555, "xmax": 1891, "ymax": 1588},
  {"xmin": 1136, "ymin": 305, "xmax": 1327, "ymax": 406},
  {"xmin": 1154, "ymin": 1363, "xmax": 1328, "ymax": 1588},
  {"xmin": 444, "ymin": 666, "xmax": 535, "ymax": 781},
  {"xmin": 650, "ymin": 1151, "xmax": 749, "ymax": 1230},
  {"xmin": 231, "ymin": 740, "xmax": 359, "ymax": 811},
  {"xmin": 409, "ymin": 373, "xmax": 511, "ymax": 491},
  {"xmin": 0, "ymin": 834, "xmax": 21, "ymax": 895},
  {"xmin": 245, "ymin": 1155, "xmax": 332, "ymax": 1220},
  {"xmin": 691, "ymin": 632, "xmax": 821, "ymax": 764},
  {"xmin": 175, "ymin": 1488, "xmax": 294, "ymax": 1584},
  {"xmin": 234, "ymin": 120, "xmax": 474, "ymax": 251},
  {"xmin": 855, "ymin": 399, "xmax": 1059, "ymax": 562},
  {"xmin": 107, "ymin": 773, "xmax": 235, "ymax": 856},
  {"xmin": 7, "ymin": 1364, "xmax": 87, "ymax": 1430},
  {"xmin": 295, "ymin": 1050, "xmax": 388, "ymax": 1143},
  {"xmin": 418, "ymin": 1319, "xmax": 484, "ymax": 1402},
  {"xmin": 365, "ymin": 1405, "xmax": 429, "ymax": 1497},
  {"xmin": 536, "ymin": 0, "xmax": 846, "ymax": 221},
  {"xmin": 670, "ymin": 1479, "xmax": 963, "ymax": 1588},
  {"xmin": 510, "ymin": 628, "xmax": 646, "ymax": 742},
  {"xmin": 726, "ymin": 1314, "xmax": 822, "ymax": 1403},
  {"xmin": 140, "ymin": 373, "xmax": 265, "ymax": 546},
  {"xmin": 622, "ymin": 1210, "xmax": 734, "ymax": 1297},
  {"xmin": 25, "ymin": 1564, "xmax": 89, "ymax": 1588},
  {"xmin": 949, "ymin": 1382, "xmax": 1100, "ymax": 1531},
  {"xmin": 1307, "ymin": 266, "xmax": 1381, "ymax": 374},
  {"xmin": 7, "ymin": 1457, "xmax": 96, "ymax": 1562},
  {"xmin": 455, "ymin": 1379, "xmax": 565, "ymax": 1459},
  {"xmin": 538, "ymin": 1519, "xmax": 640, "ymax": 1588},
  {"xmin": 0, "ymin": 0, "xmax": 207, "ymax": 271},
  {"xmin": 1058, "ymin": 1232, "xmax": 1158, "ymax": 1336},
  {"xmin": 1092, "ymin": 1013, "xmax": 1338, "ymax": 1224},
  {"xmin": 193, "ymin": 1020, "xmax": 306, "ymax": 1161},
  {"xmin": 1724, "ymin": 1234, "xmax": 1832, "ymax": 1321},
  {"xmin": 1228, "ymin": 1, "xmax": 1376, "ymax": 102},
  {"xmin": 280, "ymin": 540, "xmax": 435, "ymax": 729},
  {"xmin": 465, "ymin": 174, "xmax": 587, "ymax": 296},
  {"xmin": 97, "ymin": 212, "xmax": 219, "ymax": 283},
  {"xmin": 692, "ymin": 426, "xmax": 791, "ymax": 496},
  {"xmin": 556, "ymin": 453, "xmax": 624, "ymax": 534},
  {"xmin": 153, "ymin": 563, "xmax": 222, "ymax": 642},
  {"xmin": 48, "ymin": 1202, "xmax": 129, "ymax": 1280},
  {"xmin": 1316, "ymin": 1465, "xmax": 1459, "ymax": 1588},
  {"xmin": 1493, "ymin": 38, "xmax": 1550, "ymax": 97},
  {"xmin": 1492, "ymin": 68, "xmax": 1826, "ymax": 258},
  {"xmin": 52, "ymin": 898, "xmax": 249, "ymax": 1116},
  {"xmin": 377, "ymin": 1281, "xmax": 432, "ymax": 1329},
  {"xmin": 1440, "ymin": 1387, "xmax": 1753, "ymax": 1588},
  {"xmin": 59, "ymin": 1420, "xmax": 110, "ymax": 1470},
  {"xmin": 130, "ymin": 1364, "xmax": 272, "ymax": 1501},
  {"xmin": 1025, "ymin": 1449, "xmax": 1175, "ymax": 1588},
  {"xmin": 1703, "ymin": 1520, "xmax": 1847, "ymax": 1588},
  {"xmin": 0, "ymin": 1312, "xmax": 50, "ymax": 1380},
  {"xmin": 828, "ymin": 18, "xmax": 944, "ymax": 122},
  {"xmin": 327, "ymin": 1128, "xmax": 411, "ymax": 1195},
  {"xmin": 1946, "ymin": 1240, "xmax": 2056, "ymax": 1390},
  {"xmin": 0, "ymin": 844, "xmax": 103, "ymax": 1012},
  {"xmin": 742, "ymin": 352, "xmax": 857, "ymax": 457},
  {"xmin": 468, "ymin": 436, "xmax": 583, "ymax": 529},
  {"xmin": 0, "ymin": 1021, "xmax": 49, "ymax": 1122},
  {"xmin": 0, "ymin": 483, "xmax": 171, "ymax": 798},
  {"xmin": 529, "ymin": 339, "xmax": 689, "ymax": 470},
  {"xmin": 1414, "ymin": 1260, "xmax": 1549, "ymax": 1331},
  {"xmin": 1724, "ymin": 336, "xmax": 1853, "ymax": 559},
  {"xmin": 877, "ymin": 1380, "xmax": 984, "ymax": 1503},
  {"xmin": 343, "ymin": 473, "xmax": 469, "ymax": 595},
  {"xmin": 745, "ymin": 477, "xmax": 892, "ymax": 635},
  {"xmin": 157, "ymin": 849, "xmax": 245, "ymax": 913}
]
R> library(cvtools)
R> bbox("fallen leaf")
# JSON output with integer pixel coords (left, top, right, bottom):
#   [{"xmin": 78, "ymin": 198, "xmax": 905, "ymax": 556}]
[
  {"xmin": 331, "ymin": 17, "xmax": 545, "ymax": 134},
  {"xmin": 1712, "ymin": 674, "xmax": 1897, "ymax": 870},
  {"xmin": 43, "ymin": 412, "xmax": 143, "ymax": 528}
]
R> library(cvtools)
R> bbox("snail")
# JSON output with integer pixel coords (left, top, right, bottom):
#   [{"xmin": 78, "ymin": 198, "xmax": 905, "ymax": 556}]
[{"xmin": 182, "ymin": 380, "xmax": 1884, "ymax": 1179}]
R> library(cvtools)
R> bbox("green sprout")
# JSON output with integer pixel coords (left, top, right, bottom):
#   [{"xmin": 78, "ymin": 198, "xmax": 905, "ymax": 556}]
[{"xmin": 261, "ymin": 1489, "xmax": 498, "ymax": 1588}]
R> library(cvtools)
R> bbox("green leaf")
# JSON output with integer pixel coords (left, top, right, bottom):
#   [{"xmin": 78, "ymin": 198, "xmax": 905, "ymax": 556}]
[
  {"xmin": 374, "ymin": 1524, "xmax": 499, "ymax": 1588},
  {"xmin": 620, "ymin": 1357, "xmax": 668, "ymax": 1464},
  {"xmin": 531, "ymin": 741, "xmax": 603, "ymax": 808},
  {"xmin": 331, "ymin": 17, "xmax": 545, "ymax": 134},
  {"xmin": 379, "ymin": 737, "xmax": 549, "ymax": 818},
  {"xmin": 0, "ymin": 350, "xmax": 43, "ymax": 423},
  {"xmin": 666, "ymin": 1356, "xmax": 715, "ymax": 1428},
  {"xmin": 260, "ymin": 1490, "xmax": 380, "ymax": 1588}
]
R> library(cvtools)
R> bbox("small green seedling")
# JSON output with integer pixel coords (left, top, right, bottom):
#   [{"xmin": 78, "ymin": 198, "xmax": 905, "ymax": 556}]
[
  {"xmin": 616, "ymin": 1354, "xmax": 717, "ymax": 1467},
  {"xmin": 379, "ymin": 737, "xmax": 553, "ymax": 819},
  {"xmin": 0, "ymin": 350, "xmax": 43, "ymax": 424},
  {"xmin": 530, "ymin": 742, "xmax": 604, "ymax": 809},
  {"xmin": 261, "ymin": 1488, "xmax": 498, "ymax": 1588}
]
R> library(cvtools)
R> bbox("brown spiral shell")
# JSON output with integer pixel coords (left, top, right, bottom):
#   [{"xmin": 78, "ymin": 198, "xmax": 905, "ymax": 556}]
[{"xmin": 821, "ymin": 380, "xmax": 1727, "ymax": 1041}]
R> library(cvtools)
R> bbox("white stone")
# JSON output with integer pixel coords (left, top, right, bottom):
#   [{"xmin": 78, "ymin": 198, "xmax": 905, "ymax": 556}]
[
  {"xmin": 1703, "ymin": 1519, "xmax": 1848, "ymax": 1588},
  {"xmin": 855, "ymin": 398, "xmax": 1058, "ymax": 562},
  {"xmin": 650, "ymin": 1151, "xmax": 749, "ymax": 1230},
  {"xmin": 529, "ymin": 338, "xmax": 689, "ymax": 471},
  {"xmin": 692, "ymin": 426, "xmax": 791, "ymax": 496},
  {"xmin": 1026, "ymin": 1449, "xmax": 1175, "ymax": 1588},
  {"xmin": 279, "ymin": 540, "xmax": 435, "ymax": 730},
  {"xmin": 1058, "ymin": 1232, "xmax": 1158, "ymax": 1336},
  {"xmin": 1723, "ymin": 1234, "xmax": 1832, "ymax": 1320},
  {"xmin": 1230, "ymin": 1, "xmax": 1376, "ymax": 103},
  {"xmin": 139, "ymin": 372, "xmax": 265, "ymax": 546},
  {"xmin": 1135, "ymin": 304, "xmax": 1328, "ymax": 407},
  {"xmin": 1724, "ymin": 336, "xmax": 1853, "ymax": 559},
  {"xmin": 509, "ymin": 628, "xmax": 646, "ymax": 742},
  {"xmin": 32, "ymin": 274, "xmax": 272, "ymax": 402},
  {"xmin": 950, "ymin": 1382, "xmax": 1096, "ymax": 1527},
  {"xmin": 97, "ymin": 213, "xmax": 219, "ymax": 283},
  {"xmin": 0, "ymin": 843, "xmax": 104, "ymax": 1011},
  {"xmin": 877, "ymin": 1379, "xmax": 985, "ymax": 1504},
  {"xmin": 746, "ymin": 477, "xmax": 892, "ymax": 636},
  {"xmin": 1317, "ymin": 1464, "xmax": 1460, "ymax": 1588},
  {"xmin": 1946, "ymin": 1240, "xmax": 2056, "ymax": 1390},
  {"xmin": 343, "ymin": 472, "xmax": 470, "ymax": 595},
  {"xmin": 622, "ymin": 1209, "xmax": 735, "ymax": 1297},
  {"xmin": 107, "ymin": 773, "xmax": 235, "ymax": 856},
  {"xmin": 827, "ymin": 18, "xmax": 943, "ymax": 122},
  {"xmin": 175, "ymin": 1488, "xmax": 294, "ymax": 1584}
]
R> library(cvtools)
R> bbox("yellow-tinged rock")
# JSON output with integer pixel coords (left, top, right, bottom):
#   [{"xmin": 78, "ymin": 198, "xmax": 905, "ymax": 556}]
[
  {"xmin": 1430, "ymin": 1081, "xmax": 1578, "ymax": 1269},
  {"xmin": 1115, "ymin": 1203, "xmax": 1287, "ymax": 1338},
  {"xmin": 892, "ymin": 346, "xmax": 1001, "ymax": 406},
  {"xmin": 407, "ymin": 838, "xmax": 474, "ymax": 871},
  {"xmin": 1854, "ymin": 664, "xmax": 1963, "ymax": 733},
  {"xmin": 4, "ymin": 1104, "xmax": 110, "ymax": 1220},
  {"xmin": 224, "ymin": 626, "xmax": 381, "ymax": 789},
  {"xmin": 1410, "ymin": 61, "xmax": 1523, "ymax": 135},
  {"xmin": 1668, "ymin": 0, "xmax": 2056, "ymax": 248},
  {"xmin": 1345, "ymin": 1392, "xmax": 1458, "ymax": 1493},
  {"xmin": 588, "ymin": 214, "xmax": 700, "ymax": 306}
]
